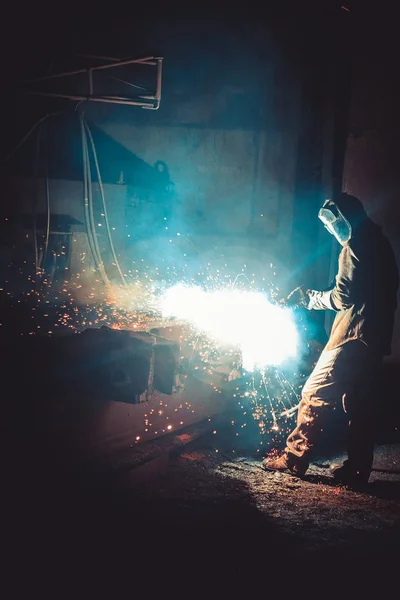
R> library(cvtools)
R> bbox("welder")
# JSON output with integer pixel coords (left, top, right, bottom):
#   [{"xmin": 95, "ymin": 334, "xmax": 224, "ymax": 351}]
[{"xmin": 263, "ymin": 193, "xmax": 399, "ymax": 488}]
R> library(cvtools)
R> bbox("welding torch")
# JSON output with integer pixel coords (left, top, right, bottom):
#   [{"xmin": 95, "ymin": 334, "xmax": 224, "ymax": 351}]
[{"xmin": 279, "ymin": 286, "xmax": 310, "ymax": 308}]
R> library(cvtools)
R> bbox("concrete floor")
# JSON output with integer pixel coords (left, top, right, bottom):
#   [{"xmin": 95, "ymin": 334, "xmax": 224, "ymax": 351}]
[
  {"xmin": 2, "ymin": 417, "xmax": 400, "ymax": 596},
  {"xmin": 2, "ymin": 316, "xmax": 399, "ymax": 594}
]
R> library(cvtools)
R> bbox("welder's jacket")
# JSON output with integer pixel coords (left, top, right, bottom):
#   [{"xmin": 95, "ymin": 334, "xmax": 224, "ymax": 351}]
[{"xmin": 309, "ymin": 220, "xmax": 399, "ymax": 356}]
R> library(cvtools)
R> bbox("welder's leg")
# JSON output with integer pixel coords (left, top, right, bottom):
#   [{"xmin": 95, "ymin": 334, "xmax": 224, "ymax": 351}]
[
  {"xmin": 285, "ymin": 348, "xmax": 342, "ymax": 470},
  {"xmin": 346, "ymin": 417, "xmax": 375, "ymax": 480},
  {"xmin": 285, "ymin": 341, "xmax": 369, "ymax": 472},
  {"xmin": 343, "ymin": 363, "xmax": 381, "ymax": 480}
]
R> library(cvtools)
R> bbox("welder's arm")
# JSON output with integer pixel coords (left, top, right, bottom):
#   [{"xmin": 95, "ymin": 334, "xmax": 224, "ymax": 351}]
[
  {"xmin": 329, "ymin": 246, "xmax": 358, "ymax": 310},
  {"xmin": 307, "ymin": 246, "xmax": 357, "ymax": 312}
]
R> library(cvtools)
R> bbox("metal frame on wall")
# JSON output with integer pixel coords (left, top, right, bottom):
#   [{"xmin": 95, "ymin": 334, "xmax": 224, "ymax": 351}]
[{"xmin": 23, "ymin": 55, "xmax": 163, "ymax": 110}]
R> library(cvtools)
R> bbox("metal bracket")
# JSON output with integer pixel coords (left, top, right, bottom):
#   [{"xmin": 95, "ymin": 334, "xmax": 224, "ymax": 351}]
[{"xmin": 23, "ymin": 55, "xmax": 163, "ymax": 110}]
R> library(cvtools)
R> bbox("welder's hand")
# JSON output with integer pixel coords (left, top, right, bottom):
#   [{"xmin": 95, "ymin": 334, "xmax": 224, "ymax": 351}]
[{"xmin": 281, "ymin": 286, "xmax": 309, "ymax": 308}]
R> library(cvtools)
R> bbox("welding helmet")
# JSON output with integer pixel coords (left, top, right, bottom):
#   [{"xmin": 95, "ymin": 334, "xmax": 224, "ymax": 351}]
[{"xmin": 318, "ymin": 199, "xmax": 352, "ymax": 245}]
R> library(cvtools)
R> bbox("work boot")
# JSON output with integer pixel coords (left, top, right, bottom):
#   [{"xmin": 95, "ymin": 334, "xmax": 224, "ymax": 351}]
[
  {"xmin": 262, "ymin": 452, "xmax": 307, "ymax": 477},
  {"xmin": 331, "ymin": 462, "xmax": 370, "ymax": 490}
]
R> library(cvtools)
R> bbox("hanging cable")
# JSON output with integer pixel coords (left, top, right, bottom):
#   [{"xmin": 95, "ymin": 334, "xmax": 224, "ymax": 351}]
[
  {"xmin": 84, "ymin": 121, "xmax": 110, "ymax": 285},
  {"xmin": 80, "ymin": 116, "xmax": 97, "ymax": 270},
  {"xmin": 42, "ymin": 119, "xmax": 51, "ymax": 268},
  {"xmin": 3, "ymin": 112, "xmax": 62, "ymax": 164},
  {"xmin": 4, "ymin": 114, "xmax": 48, "ymax": 164},
  {"xmin": 81, "ymin": 114, "xmax": 103, "ymax": 281},
  {"xmin": 83, "ymin": 118, "xmax": 127, "ymax": 286},
  {"xmin": 80, "ymin": 116, "xmax": 96, "ymax": 267},
  {"xmin": 32, "ymin": 122, "xmax": 44, "ymax": 276},
  {"xmin": 79, "ymin": 114, "xmax": 109, "ymax": 286}
]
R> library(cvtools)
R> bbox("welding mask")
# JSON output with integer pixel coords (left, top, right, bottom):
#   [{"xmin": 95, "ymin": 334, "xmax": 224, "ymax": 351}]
[{"xmin": 318, "ymin": 199, "xmax": 352, "ymax": 245}]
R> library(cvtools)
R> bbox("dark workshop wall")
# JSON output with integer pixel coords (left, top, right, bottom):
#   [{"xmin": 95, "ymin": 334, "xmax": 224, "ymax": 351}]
[{"xmin": 342, "ymin": 8, "xmax": 400, "ymax": 358}]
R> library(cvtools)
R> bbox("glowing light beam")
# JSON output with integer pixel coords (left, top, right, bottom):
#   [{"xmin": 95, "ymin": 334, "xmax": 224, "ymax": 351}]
[{"xmin": 159, "ymin": 283, "xmax": 299, "ymax": 371}]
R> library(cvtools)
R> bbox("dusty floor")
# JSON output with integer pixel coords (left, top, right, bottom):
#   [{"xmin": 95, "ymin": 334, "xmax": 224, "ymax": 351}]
[
  {"xmin": 109, "ymin": 439, "xmax": 400, "ymax": 592},
  {"xmin": 122, "ymin": 439, "xmax": 400, "ymax": 551},
  {"xmin": 3, "ymin": 407, "xmax": 400, "ymax": 594}
]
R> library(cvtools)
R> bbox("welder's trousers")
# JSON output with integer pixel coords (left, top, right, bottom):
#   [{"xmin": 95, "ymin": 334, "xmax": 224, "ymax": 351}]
[{"xmin": 286, "ymin": 340, "xmax": 382, "ymax": 478}]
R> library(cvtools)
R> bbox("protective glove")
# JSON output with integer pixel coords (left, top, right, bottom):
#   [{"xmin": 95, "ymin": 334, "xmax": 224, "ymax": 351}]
[{"xmin": 280, "ymin": 286, "xmax": 309, "ymax": 308}]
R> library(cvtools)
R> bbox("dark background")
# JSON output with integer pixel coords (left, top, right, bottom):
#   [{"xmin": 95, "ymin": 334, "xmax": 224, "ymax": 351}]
[
  {"xmin": 2, "ymin": 0, "xmax": 399, "ymax": 345},
  {"xmin": 0, "ymin": 2, "xmax": 398, "ymax": 356},
  {"xmin": 0, "ymin": 1, "xmax": 400, "ymax": 591}
]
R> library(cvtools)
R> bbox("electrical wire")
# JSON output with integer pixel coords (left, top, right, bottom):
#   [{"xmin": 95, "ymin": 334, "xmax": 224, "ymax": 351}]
[
  {"xmin": 4, "ymin": 114, "xmax": 48, "ymax": 164},
  {"xmin": 9, "ymin": 111, "xmax": 117, "ymax": 289},
  {"xmin": 32, "ymin": 123, "xmax": 44, "ymax": 275},
  {"xmin": 83, "ymin": 118, "xmax": 127, "ymax": 286},
  {"xmin": 11, "ymin": 111, "xmax": 123, "ymax": 289},
  {"xmin": 80, "ymin": 117, "xmax": 96, "ymax": 268},
  {"xmin": 7, "ymin": 114, "xmax": 59, "ymax": 283},
  {"xmin": 80, "ymin": 114, "xmax": 103, "ymax": 280},
  {"xmin": 84, "ymin": 123, "xmax": 110, "ymax": 286},
  {"xmin": 79, "ymin": 114, "xmax": 110, "ymax": 286},
  {"xmin": 42, "ymin": 120, "xmax": 51, "ymax": 268},
  {"xmin": 3, "ymin": 112, "xmax": 62, "ymax": 164}
]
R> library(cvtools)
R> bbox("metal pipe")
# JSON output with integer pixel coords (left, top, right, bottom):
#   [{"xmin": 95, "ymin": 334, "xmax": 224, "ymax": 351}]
[
  {"xmin": 110, "ymin": 76, "xmax": 150, "ymax": 91},
  {"xmin": 24, "ymin": 56, "xmax": 155, "ymax": 83},
  {"xmin": 155, "ymin": 58, "xmax": 163, "ymax": 104},
  {"xmin": 75, "ymin": 54, "xmax": 125, "ymax": 62},
  {"xmin": 100, "ymin": 93, "xmax": 155, "ymax": 101},
  {"xmin": 75, "ymin": 54, "xmax": 157, "ymax": 64},
  {"xmin": 142, "ymin": 103, "xmax": 160, "ymax": 110},
  {"xmin": 141, "ymin": 58, "xmax": 163, "ymax": 110},
  {"xmin": 26, "ymin": 90, "xmax": 157, "ymax": 107},
  {"xmin": 142, "ymin": 58, "xmax": 163, "ymax": 110}
]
